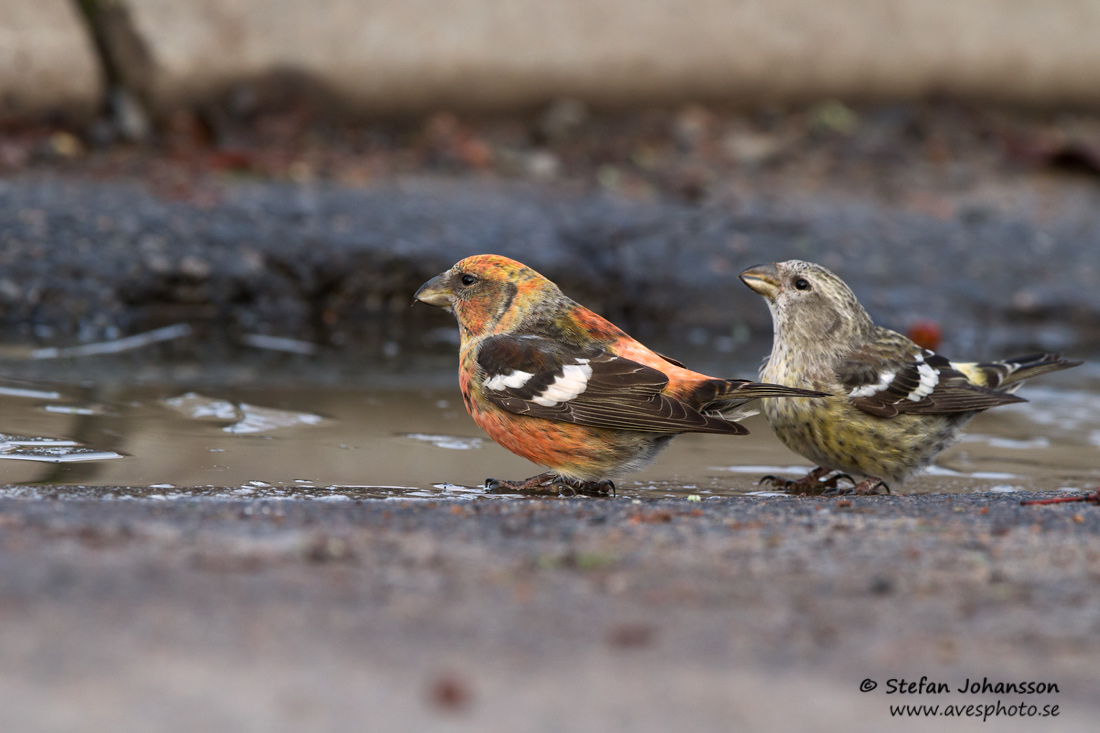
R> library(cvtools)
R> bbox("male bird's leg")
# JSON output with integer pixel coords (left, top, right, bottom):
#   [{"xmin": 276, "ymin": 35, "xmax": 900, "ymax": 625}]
[
  {"xmin": 485, "ymin": 472, "xmax": 558, "ymax": 492},
  {"xmin": 761, "ymin": 466, "xmax": 854, "ymax": 493},
  {"xmin": 554, "ymin": 476, "xmax": 616, "ymax": 497}
]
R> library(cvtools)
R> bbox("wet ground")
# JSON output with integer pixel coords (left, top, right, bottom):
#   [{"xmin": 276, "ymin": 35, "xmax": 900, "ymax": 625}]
[
  {"xmin": 2, "ymin": 101, "xmax": 1099, "ymax": 729},
  {"xmin": 0, "ymin": 365, "xmax": 1095, "ymax": 499},
  {"xmin": 0, "ymin": 350, "xmax": 1097, "ymax": 730}
]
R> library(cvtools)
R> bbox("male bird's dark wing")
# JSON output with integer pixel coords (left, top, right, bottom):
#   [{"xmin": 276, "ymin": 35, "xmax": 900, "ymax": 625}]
[
  {"xmin": 476, "ymin": 334, "xmax": 746, "ymax": 435},
  {"xmin": 837, "ymin": 344, "xmax": 1023, "ymax": 419}
]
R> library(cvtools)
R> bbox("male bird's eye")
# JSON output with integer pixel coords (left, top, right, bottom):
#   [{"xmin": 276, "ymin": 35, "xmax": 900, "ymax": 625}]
[
  {"xmin": 459, "ymin": 274, "xmax": 477, "ymax": 287},
  {"xmin": 794, "ymin": 278, "xmax": 811, "ymax": 291}
]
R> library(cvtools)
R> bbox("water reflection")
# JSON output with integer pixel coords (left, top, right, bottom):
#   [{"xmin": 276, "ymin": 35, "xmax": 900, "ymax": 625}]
[
  {"xmin": 161, "ymin": 392, "xmax": 325, "ymax": 434},
  {"xmin": 0, "ymin": 378, "xmax": 1094, "ymax": 499},
  {"xmin": 0, "ymin": 434, "xmax": 123, "ymax": 463}
]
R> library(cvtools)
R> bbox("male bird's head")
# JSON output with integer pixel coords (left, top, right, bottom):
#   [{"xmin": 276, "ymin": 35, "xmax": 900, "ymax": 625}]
[
  {"xmin": 415, "ymin": 255, "xmax": 561, "ymax": 339},
  {"xmin": 740, "ymin": 260, "xmax": 874, "ymax": 351}
]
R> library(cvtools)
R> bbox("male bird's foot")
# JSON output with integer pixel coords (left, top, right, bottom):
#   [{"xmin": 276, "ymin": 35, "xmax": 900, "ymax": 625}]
[
  {"xmin": 484, "ymin": 473, "xmax": 615, "ymax": 497},
  {"xmin": 761, "ymin": 466, "xmax": 855, "ymax": 494},
  {"xmin": 485, "ymin": 472, "xmax": 559, "ymax": 494},
  {"xmin": 555, "ymin": 477, "xmax": 616, "ymax": 497}
]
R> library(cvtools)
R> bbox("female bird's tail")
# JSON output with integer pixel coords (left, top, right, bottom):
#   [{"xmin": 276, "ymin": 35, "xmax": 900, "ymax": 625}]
[{"xmin": 956, "ymin": 353, "xmax": 1082, "ymax": 392}]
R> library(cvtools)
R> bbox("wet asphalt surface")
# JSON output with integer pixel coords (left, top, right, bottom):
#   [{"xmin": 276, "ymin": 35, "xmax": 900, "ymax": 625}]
[
  {"xmin": 2, "ymin": 172, "xmax": 1099, "ymax": 362},
  {"xmin": 3, "ymin": 102, "xmax": 1100, "ymax": 729}
]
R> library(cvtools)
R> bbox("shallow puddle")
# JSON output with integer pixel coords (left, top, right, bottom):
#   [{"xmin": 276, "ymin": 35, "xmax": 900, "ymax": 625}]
[{"xmin": 0, "ymin": 372, "xmax": 1095, "ymax": 501}]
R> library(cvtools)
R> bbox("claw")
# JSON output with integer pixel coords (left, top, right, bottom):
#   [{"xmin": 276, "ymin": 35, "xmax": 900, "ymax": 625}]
[
  {"xmin": 483, "ymin": 473, "xmax": 614, "ymax": 497},
  {"xmin": 555, "ymin": 477, "xmax": 615, "ymax": 497},
  {"xmin": 852, "ymin": 478, "xmax": 890, "ymax": 495},
  {"xmin": 484, "ymin": 472, "xmax": 558, "ymax": 493},
  {"xmin": 758, "ymin": 466, "xmax": 858, "ymax": 494}
]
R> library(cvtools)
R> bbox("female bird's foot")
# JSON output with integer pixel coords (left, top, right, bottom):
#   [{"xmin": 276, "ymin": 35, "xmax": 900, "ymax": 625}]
[
  {"xmin": 823, "ymin": 478, "xmax": 890, "ymax": 496},
  {"xmin": 485, "ymin": 473, "xmax": 615, "ymax": 497},
  {"xmin": 761, "ymin": 466, "xmax": 855, "ymax": 494}
]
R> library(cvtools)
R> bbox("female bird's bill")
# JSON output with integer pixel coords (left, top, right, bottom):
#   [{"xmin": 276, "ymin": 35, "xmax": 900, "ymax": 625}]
[
  {"xmin": 740, "ymin": 259, "xmax": 1082, "ymax": 495},
  {"xmin": 415, "ymin": 254, "xmax": 826, "ymax": 495},
  {"xmin": 738, "ymin": 263, "xmax": 782, "ymax": 299}
]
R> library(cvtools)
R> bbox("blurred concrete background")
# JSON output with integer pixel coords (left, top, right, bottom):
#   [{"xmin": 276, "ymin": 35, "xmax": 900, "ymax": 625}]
[
  {"xmin": 6, "ymin": 0, "xmax": 1100, "ymax": 121},
  {"xmin": 0, "ymin": 0, "xmax": 102, "ymax": 120}
]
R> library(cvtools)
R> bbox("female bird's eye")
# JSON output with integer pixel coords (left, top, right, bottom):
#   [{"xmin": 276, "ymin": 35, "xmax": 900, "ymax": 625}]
[
  {"xmin": 794, "ymin": 278, "xmax": 811, "ymax": 291},
  {"xmin": 459, "ymin": 274, "xmax": 477, "ymax": 287}
]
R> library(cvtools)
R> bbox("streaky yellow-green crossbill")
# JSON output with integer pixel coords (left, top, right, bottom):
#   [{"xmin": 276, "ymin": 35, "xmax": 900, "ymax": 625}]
[
  {"xmin": 741, "ymin": 260, "xmax": 1081, "ymax": 494},
  {"xmin": 415, "ymin": 254, "xmax": 825, "ymax": 494}
]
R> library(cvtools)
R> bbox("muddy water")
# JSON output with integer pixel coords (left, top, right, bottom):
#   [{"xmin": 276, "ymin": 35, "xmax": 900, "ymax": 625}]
[{"xmin": 0, "ymin": 373, "xmax": 1095, "ymax": 501}]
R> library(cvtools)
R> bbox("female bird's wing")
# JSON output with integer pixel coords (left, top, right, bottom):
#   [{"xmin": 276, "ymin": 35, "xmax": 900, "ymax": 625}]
[
  {"xmin": 836, "ymin": 343, "xmax": 1023, "ymax": 418},
  {"xmin": 475, "ymin": 334, "xmax": 746, "ymax": 434}
]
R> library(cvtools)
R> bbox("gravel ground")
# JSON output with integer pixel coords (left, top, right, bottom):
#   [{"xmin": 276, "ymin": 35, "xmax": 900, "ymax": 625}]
[{"xmin": 1, "ymin": 490, "xmax": 1097, "ymax": 731}]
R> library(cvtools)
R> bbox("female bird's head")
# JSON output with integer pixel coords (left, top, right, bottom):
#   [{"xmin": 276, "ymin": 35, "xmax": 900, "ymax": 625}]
[
  {"xmin": 740, "ymin": 260, "xmax": 874, "ymax": 351},
  {"xmin": 414, "ymin": 255, "xmax": 561, "ymax": 339}
]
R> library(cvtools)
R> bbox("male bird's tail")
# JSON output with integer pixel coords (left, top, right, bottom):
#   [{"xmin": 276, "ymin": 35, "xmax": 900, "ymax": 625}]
[
  {"xmin": 699, "ymin": 379, "xmax": 827, "ymax": 421},
  {"xmin": 720, "ymin": 380, "xmax": 828, "ymax": 400},
  {"xmin": 955, "ymin": 353, "xmax": 1082, "ymax": 393}
]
